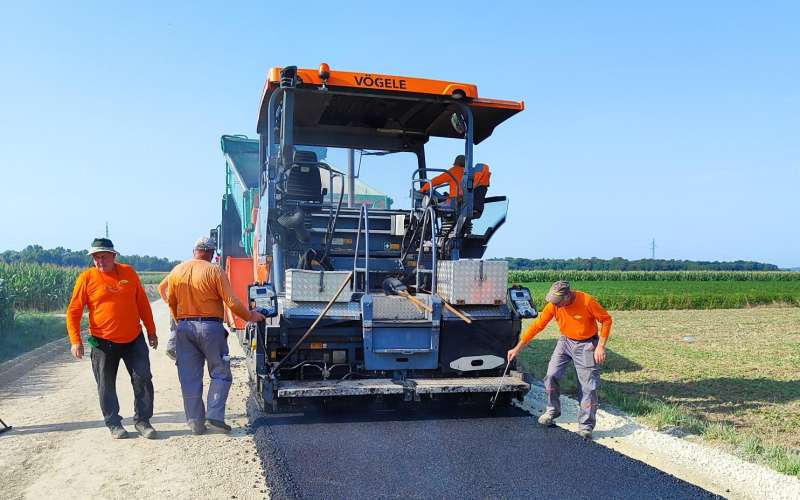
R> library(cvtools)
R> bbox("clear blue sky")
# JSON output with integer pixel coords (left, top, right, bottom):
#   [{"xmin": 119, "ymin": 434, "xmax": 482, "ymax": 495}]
[{"xmin": 1, "ymin": 2, "xmax": 798, "ymax": 267}]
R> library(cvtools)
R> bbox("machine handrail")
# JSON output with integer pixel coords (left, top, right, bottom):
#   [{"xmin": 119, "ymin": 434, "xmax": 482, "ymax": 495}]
[
  {"xmin": 353, "ymin": 203, "xmax": 370, "ymax": 293},
  {"xmin": 415, "ymin": 206, "xmax": 438, "ymax": 294}
]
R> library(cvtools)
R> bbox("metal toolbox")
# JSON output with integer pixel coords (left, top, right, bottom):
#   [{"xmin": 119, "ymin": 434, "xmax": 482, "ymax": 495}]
[
  {"xmin": 285, "ymin": 270, "xmax": 352, "ymax": 303},
  {"xmin": 436, "ymin": 260, "xmax": 508, "ymax": 305}
]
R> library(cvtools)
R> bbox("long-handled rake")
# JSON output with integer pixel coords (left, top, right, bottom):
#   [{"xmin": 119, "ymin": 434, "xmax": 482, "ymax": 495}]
[{"xmin": 489, "ymin": 362, "xmax": 512, "ymax": 410}]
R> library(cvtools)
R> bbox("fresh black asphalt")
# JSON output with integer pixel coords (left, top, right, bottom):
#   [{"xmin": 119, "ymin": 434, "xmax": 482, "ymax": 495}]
[{"xmin": 249, "ymin": 399, "xmax": 718, "ymax": 500}]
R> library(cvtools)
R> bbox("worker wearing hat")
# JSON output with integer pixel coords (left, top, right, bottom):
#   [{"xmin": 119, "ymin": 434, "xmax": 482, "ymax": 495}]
[
  {"xmin": 66, "ymin": 238, "xmax": 158, "ymax": 439},
  {"xmin": 165, "ymin": 236, "xmax": 265, "ymax": 435},
  {"xmin": 507, "ymin": 281, "xmax": 613, "ymax": 439}
]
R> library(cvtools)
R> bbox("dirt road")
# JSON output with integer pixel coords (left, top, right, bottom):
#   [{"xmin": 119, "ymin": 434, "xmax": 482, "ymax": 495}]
[{"xmin": 0, "ymin": 301, "xmax": 268, "ymax": 500}]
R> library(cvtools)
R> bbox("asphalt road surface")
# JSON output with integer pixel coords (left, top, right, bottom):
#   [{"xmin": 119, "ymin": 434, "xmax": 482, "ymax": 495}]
[{"xmin": 249, "ymin": 399, "xmax": 718, "ymax": 500}]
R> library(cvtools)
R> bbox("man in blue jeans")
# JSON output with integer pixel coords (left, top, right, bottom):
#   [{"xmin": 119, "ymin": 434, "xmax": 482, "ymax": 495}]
[{"xmin": 165, "ymin": 237, "xmax": 265, "ymax": 435}]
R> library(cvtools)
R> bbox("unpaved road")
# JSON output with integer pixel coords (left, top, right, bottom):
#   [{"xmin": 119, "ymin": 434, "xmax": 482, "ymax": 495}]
[{"xmin": 0, "ymin": 301, "xmax": 267, "ymax": 500}]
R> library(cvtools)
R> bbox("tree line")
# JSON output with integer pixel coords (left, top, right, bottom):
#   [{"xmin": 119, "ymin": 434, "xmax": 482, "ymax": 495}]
[
  {"xmin": 0, "ymin": 245, "xmax": 180, "ymax": 272},
  {"xmin": 494, "ymin": 257, "xmax": 779, "ymax": 271}
]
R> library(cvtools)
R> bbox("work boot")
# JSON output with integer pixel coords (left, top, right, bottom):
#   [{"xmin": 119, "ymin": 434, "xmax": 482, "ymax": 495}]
[
  {"xmin": 109, "ymin": 425, "xmax": 129, "ymax": 439},
  {"xmin": 188, "ymin": 419, "xmax": 206, "ymax": 435},
  {"xmin": 538, "ymin": 411, "xmax": 559, "ymax": 427},
  {"xmin": 166, "ymin": 348, "xmax": 177, "ymax": 361},
  {"xmin": 135, "ymin": 420, "xmax": 157, "ymax": 439},
  {"xmin": 206, "ymin": 419, "xmax": 232, "ymax": 433},
  {"xmin": 578, "ymin": 429, "xmax": 593, "ymax": 440}
]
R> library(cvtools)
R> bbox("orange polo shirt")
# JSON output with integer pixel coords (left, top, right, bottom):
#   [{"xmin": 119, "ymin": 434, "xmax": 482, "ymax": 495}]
[
  {"xmin": 166, "ymin": 259, "xmax": 251, "ymax": 321},
  {"xmin": 520, "ymin": 291, "xmax": 612, "ymax": 344},
  {"xmin": 66, "ymin": 263, "xmax": 156, "ymax": 345},
  {"xmin": 419, "ymin": 164, "xmax": 491, "ymax": 197}
]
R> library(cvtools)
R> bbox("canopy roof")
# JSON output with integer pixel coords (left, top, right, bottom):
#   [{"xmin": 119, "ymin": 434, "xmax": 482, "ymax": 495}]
[{"xmin": 256, "ymin": 66, "xmax": 524, "ymax": 147}]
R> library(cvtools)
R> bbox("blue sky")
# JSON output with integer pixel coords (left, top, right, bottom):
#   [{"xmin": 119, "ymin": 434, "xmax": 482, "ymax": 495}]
[{"xmin": 1, "ymin": 2, "xmax": 798, "ymax": 267}]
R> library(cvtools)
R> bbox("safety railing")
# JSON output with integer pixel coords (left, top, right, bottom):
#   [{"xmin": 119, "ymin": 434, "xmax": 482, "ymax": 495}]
[
  {"xmin": 352, "ymin": 203, "xmax": 370, "ymax": 293},
  {"xmin": 415, "ymin": 206, "xmax": 438, "ymax": 294}
]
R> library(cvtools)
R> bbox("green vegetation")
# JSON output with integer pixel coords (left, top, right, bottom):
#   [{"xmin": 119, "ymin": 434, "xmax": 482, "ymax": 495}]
[
  {"xmin": 0, "ymin": 312, "xmax": 78, "ymax": 363},
  {"xmin": 1, "ymin": 244, "xmax": 179, "ymax": 271},
  {"xmin": 517, "ymin": 307, "xmax": 800, "ymax": 476},
  {"xmin": 0, "ymin": 263, "xmax": 81, "ymax": 312},
  {"xmin": 509, "ymin": 270, "xmax": 800, "ymax": 282},
  {"xmin": 518, "ymin": 280, "xmax": 800, "ymax": 310},
  {"xmin": 498, "ymin": 257, "xmax": 780, "ymax": 271},
  {"xmin": 138, "ymin": 271, "xmax": 168, "ymax": 285}
]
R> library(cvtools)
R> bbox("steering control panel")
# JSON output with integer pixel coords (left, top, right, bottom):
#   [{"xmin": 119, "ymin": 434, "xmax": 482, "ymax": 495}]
[
  {"xmin": 249, "ymin": 283, "xmax": 278, "ymax": 318},
  {"xmin": 507, "ymin": 285, "xmax": 538, "ymax": 319}
]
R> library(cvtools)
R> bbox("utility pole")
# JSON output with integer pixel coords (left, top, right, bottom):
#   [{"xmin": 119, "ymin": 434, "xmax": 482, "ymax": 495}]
[
  {"xmin": 651, "ymin": 238, "xmax": 656, "ymax": 259},
  {"xmin": 105, "ymin": 221, "xmax": 109, "ymax": 238}
]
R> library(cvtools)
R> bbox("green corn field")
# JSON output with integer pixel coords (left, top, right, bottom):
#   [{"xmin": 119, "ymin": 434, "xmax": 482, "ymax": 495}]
[
  {"xmin": 0, "ymin": 263, "xmax": 82, "ymax": 313},
  {"xmin": 508, "ymin": 270, "xmax": 800, "ymax": 283}
]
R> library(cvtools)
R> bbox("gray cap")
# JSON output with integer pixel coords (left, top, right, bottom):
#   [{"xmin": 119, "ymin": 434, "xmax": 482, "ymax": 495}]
[
  {"xmin": 545, "ymin": 280, "xmax": 573, "ymax": 305},
  {"xmin": 194, "ymin": 236, "xmax": 217, "ymax": 251}
]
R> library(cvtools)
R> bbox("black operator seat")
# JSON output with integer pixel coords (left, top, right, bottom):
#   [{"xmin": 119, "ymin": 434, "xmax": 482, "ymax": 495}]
[{"xmin": 285, "ymin": 150, "xmax": 323, "ymax": 204}]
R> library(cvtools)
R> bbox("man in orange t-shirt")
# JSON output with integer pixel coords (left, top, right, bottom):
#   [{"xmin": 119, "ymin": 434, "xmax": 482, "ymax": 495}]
[
  {"xmin": 166, "ymin": 236, "xmax": 264, "ymax": 435},
  {"xmin": 66, "ymin": 238, "xmax": 158, "ymax": 439},
  {"xmin": 419, "ymin": 154, "xmax": 491, "ymax": 205},
  {"xmin": 507, "ymin": 280, "xmax": 613, "ymax": 439}
]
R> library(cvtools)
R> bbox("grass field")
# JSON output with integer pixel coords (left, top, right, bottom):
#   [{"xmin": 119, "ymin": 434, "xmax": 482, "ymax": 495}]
[
  {"xmin": 519, "ymin": 280, "xmax": 800, "ymax": 310},
  {"xmin": 0, "ymin": 313, "xmax": 81, "ymax": 363},
  {"xmin": 138, "ymin": 271, "xmax": 168, "ymax": 285},
  {"xmin": 517, "ymin": 307, "xmax": 800, "ymax": 475}
]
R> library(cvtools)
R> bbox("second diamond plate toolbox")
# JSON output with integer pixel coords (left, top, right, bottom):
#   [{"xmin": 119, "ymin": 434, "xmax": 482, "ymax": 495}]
[
  {"xmin": 436, "ymin": 260, "xmax": 508, "ymax": 305},
  {"xmin": 285, "ymin": 270, "xmax": 352, "ymax": 303}
]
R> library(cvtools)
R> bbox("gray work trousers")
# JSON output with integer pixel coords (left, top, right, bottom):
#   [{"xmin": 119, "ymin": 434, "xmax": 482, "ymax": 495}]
[
  {"xmin": 544, "ymin": 335, "xmax": 600, "ymax": 431},
  {"xmin": 175, "ymin": 320, "xmax": 232, "ymax": 423}
]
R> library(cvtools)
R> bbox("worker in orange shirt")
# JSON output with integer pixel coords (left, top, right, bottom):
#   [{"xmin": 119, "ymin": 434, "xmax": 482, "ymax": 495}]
[
  {"xmin": 419, "ymin": 154, "xmax": 491, "ymax": 206},
  {"xmin": 507, "ymin": 281, "xmax": 613, "ymax": 440},
  {"xmin": 166, "ymin": 237, "xmax": 265, "ymax": 435},
  {"xmin": 66, "ymin": 238, "xmax": 158, "ymax": 440}
]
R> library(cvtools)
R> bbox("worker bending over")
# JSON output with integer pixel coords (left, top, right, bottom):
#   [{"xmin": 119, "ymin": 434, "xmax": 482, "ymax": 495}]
[
  {"xmin": 166, "ymin": 237, "xmax": 264, "ymax": 435},
  {"xmin": 507, "ymin": 281, "xmax": 612, "ymax": 440},
  {"xmin": 419, "ymin": 154, "xmax": 491, "ymax": 205}
]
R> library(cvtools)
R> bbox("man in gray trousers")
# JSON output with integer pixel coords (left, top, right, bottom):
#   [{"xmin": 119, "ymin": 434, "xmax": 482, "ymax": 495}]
[
  {"xmin": 507, "ymin": 281, "xmax": 613, "ymax": 439},
  {"xmin": 165, "ymin": 237, "xmax": 265, "ymax": 434}
]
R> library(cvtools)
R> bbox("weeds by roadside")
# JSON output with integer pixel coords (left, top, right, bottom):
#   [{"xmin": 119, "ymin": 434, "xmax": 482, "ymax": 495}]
[{"xmin": 517, "ymin": 307, "xmax": 800, "ymax": 478}]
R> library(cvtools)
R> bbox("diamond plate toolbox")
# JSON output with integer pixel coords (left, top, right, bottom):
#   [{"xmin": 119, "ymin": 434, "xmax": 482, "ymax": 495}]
[
  {"xmin": 436, "ymin": 260, "xmax": 508, "ymax": 305},
  {"xmin": 285, "ymin": 270, "xmax": 352, "ymax": 303}
]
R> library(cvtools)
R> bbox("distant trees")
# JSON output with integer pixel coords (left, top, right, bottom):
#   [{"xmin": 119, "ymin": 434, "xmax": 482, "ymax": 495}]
[
  {"xmin": 0, "ymin": 245, "xmax": 179, "ymax": 272},
  {"xmin": 494, "ymin": 257, "xmax": 779, "ymax": 272}
]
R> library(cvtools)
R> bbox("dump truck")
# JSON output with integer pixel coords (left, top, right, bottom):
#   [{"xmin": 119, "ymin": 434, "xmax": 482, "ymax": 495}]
[{"xmin": 214, "ymin": 64, "xmax": 539, "ymax": 411}]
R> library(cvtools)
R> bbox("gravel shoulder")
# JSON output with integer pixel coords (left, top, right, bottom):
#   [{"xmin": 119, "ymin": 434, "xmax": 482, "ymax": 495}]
[
  {"xmin": 517, "ymin": 384, "xmax": 800, "ymax": 500},
  {"xmin": 0, "ymin": 300, "xmax": 268, "ymax": 500}
]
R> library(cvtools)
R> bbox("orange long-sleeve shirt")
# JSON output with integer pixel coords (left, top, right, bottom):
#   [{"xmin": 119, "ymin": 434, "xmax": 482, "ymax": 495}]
[
  {"xmin": 66, "ymin": 263, "xmax": 156, "ymax": 345},
  {"xmin": 166, "ymin": 259, "xmax": 251, "ymax": 321},
  {"xmin": 419, "ymin": 164, "xmax": 491, "ymax": 197},
  {"xmin": 520, "ymin": 291, "xmax": 612, "ymax": 344}
]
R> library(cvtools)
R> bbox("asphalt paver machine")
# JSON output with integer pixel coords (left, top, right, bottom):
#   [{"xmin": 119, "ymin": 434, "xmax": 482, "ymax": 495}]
[{"xmin": 216, "ymin": 64, "xmax": 538, "ymax": 411}]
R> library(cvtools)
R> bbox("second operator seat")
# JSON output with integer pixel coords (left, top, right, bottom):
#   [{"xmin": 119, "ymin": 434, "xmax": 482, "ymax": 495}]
[{"xmin": 284, "ymin": 150, "xmax": 324, "ymax": 204}]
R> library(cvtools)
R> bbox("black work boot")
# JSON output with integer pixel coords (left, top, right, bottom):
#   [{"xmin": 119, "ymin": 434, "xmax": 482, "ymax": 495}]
[
  {"xmin": 206, "ymin": 419, "xmax": 232, "ymax": 433},
  {"xmin": 188, "ymin": 419, "xmax": 206, "ymax": 435},
  {"xmin": 109, "ymin": 424, "xmax": 129, "ymax": 439},
  {"xmin": 135, "ymin": 420, "xmax": 157, "ymax": 439}
]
